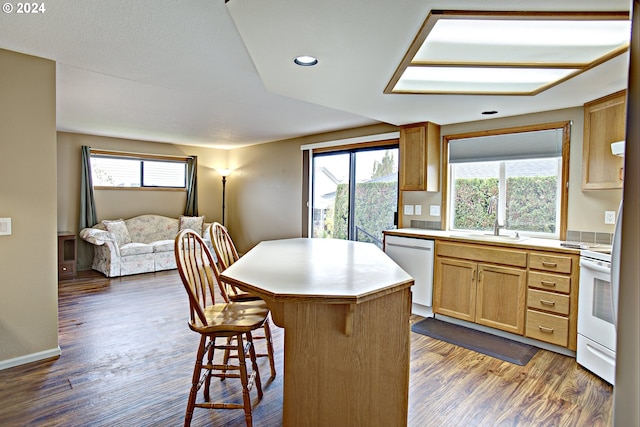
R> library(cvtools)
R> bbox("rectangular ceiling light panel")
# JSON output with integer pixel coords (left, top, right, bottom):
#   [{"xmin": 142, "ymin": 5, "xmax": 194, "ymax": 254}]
[
  {"xmin": 386, "ymin": 11, "xmax": 631, "ymax": 95},
  {"xmin": 395, "ymin": 67, "xmax": 579, "ymax": 94}
]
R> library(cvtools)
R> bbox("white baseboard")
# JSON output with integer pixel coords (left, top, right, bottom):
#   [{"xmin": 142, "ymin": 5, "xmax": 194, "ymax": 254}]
[{"xmin": 0, "ymin": 347, "xmax": 61, "ymax": 371}]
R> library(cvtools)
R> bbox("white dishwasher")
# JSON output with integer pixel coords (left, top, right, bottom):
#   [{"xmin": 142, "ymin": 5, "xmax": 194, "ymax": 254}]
[{"xmin": 384, "ymin": 235, "xmax": 434, "ymax": 316}]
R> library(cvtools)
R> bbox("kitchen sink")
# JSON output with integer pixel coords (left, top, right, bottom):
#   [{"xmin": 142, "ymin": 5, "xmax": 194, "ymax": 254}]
[{"xmin": 450, "ymin": 232, "xmax": 530, "ymax": 243}]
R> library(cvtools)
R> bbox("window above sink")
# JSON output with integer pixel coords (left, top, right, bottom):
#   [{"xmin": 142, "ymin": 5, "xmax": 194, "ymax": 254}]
[{"xmin": 443, "ymin": 122, "xmax": 571, "ymax": 241}]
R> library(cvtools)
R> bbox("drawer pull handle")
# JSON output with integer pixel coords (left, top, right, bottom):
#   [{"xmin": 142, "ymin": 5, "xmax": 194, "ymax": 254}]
[
  {"xmin": 538, "ymin": 325, "xmax": 554, "ymax": 333},
  {"xmin": 542, "ymin": 261, "xmax": 557, "ymax": 267},
  {"xmin": 62, "ymin": 267, "xmax": 67, "ymax": 271},
  {"xmin": 540, "ymin": 280, "xmax": 556, "ymax": 287},
  {"xmin": 540, "ymin": 299, "xmax": 556, "ymax": 306}
]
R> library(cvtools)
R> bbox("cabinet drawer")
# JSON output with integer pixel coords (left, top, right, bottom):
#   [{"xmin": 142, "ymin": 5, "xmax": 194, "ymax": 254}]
[
  {"xmin": 437, "ymin": 241, "xmax": 527, "ymax": 267},
  {"xmin": 529, "ymin": 252, "xmax": 573, "ymax": 274},
  {"xmin": 58, "ymin": 261, "xmax": 76, "ymax": 280},
  {"xmin": 527, "ymin": 289, "xmax": 569, "ymax": 315},
  {"xmin": 526, "ymin": 310, "xmax": 568, "ymax": 347},
  {"xmin": 527, "ymin": 271, "xmax": 571, "ymax": 294}
]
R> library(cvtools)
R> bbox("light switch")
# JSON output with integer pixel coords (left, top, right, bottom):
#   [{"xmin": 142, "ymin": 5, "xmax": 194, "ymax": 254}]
[
  {"xmin": 414, "ymin": 205, "xmax": 422, "ymax": 215},
  {"xmin": 430, "ymin": 205, "xmax": 441, "ymax": 217},
  {"xmin": 403, "ymin": 205, "xmax": 414, "ymax": 215},
  {"xmin": 0, "ymin": 218, "xmax": 12, "ymax": 235}
]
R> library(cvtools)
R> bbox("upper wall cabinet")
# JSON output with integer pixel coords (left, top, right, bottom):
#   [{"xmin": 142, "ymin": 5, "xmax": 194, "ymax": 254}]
[
  {"xmin": 399, "ymin": 122, "xmax": 441, "ymax": 192},
  {"xmin": 582, "ymin": 90, "xmax": 626, "ymax": 190}
]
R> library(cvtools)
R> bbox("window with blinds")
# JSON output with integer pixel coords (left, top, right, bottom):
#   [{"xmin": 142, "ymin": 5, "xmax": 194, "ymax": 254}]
[{"xmin": 444, "ymin": 122, "xmax": 570, "ymax": 239}]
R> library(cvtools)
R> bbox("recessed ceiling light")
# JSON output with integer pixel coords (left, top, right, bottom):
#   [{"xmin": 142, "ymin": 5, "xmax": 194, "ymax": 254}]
[
  {"xmin": 294, "ymin": 55, "xmax": 318, "ymax": 66},
  {"xmin": 385, "ymin": 10, "xmax": 631, "ymax": 95}
]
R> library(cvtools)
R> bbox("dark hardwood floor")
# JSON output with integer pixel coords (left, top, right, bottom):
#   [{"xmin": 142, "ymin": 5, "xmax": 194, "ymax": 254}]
[{"xmin": 0, "ymin": 270, "xmax": 612, "ymax": 426}]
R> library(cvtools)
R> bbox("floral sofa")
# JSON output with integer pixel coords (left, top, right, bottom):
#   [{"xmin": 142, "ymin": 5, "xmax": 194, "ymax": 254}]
[{"xmin": 80, "ymin": 214, "xmax": 213, "ymax": 277}]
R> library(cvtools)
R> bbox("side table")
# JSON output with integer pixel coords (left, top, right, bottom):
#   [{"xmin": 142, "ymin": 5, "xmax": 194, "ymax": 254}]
[{"xmin": 58, "ymin": 231, "xmax": 77, "ymax": 280}]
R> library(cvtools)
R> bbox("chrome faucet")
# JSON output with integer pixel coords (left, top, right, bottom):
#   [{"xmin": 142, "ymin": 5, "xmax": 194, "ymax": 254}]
[{"xmin": 488, "ymin": 196, "xmax": 504, "ymax": 236}]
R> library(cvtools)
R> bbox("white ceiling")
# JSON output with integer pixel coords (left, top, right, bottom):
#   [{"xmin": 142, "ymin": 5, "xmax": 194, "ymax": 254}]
[{"xmin": 0, "ymin": 0, "xmax": 631, "ymax": 149}]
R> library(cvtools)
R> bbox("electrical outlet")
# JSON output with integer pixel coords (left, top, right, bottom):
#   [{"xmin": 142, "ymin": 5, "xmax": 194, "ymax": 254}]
[
  {"xmin": 605, "ymin": 211, "xmax": 616, "ymax": 225},
  {"xmin": 429, "ymin": 205, "xmax": 440, "ymax": 217},
  {"xmin": 403, "ymin": 205, "xmax": 414, "ymax": 215},
  {"xmin": 414, "ymin": 205, "xmax": 422, "ymax": 215}
]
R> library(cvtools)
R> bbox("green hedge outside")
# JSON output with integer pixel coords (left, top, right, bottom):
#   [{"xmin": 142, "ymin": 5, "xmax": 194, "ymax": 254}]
[
  {"xmin": 333, "ymin": 181, "xmax": 397, "ymax": 245},
  {"xmin": 453, "ymin": 176, "xmax": 556, "ymax": 233}
]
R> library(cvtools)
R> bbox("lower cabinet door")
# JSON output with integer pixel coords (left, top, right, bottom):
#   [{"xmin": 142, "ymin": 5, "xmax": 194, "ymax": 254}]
[
  {"xmin": 434, "ymin": 257, "xmax": 476, "ymax": 322},
  {"xmin": 476, "ymin": 264, "xmax": 526, "ymax": 335}
]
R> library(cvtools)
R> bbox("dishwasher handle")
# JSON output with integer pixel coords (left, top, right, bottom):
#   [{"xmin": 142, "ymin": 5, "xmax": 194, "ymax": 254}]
[{"xmin": 386, "ymin": 242, "xmax": 433, "ymax": 251}]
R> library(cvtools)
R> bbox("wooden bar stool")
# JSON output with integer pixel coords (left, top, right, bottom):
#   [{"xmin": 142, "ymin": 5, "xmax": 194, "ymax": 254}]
[
  {"xmin": 175, "ymin": 229, "xmax": 268, "ymax": 427},
  {"xmin": 210, "ymin": 222, "xmax": 277, "ymax": 379}
]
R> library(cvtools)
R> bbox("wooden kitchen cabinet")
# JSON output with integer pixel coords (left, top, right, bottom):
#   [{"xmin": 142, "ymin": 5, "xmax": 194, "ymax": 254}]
[
  {"xmin": 476, "ymin": 264, "xmax": 526, "ymax": 335},
  {"xmin": 395, "ymin": 231, "xmax": 581, "ymax": 350},
  {"xmin": 434, "ymin": 257, "xmax": 476, "ymax": 322},
  {"xmin": 434, "ymin": 241, "xmax": 527, "ymax": 335},
  {"xmin": 525, "ymin": 251, "xmax": 579, "ymax": 350},
  {"xmin": 399, "ymin": 122, "xmax": 440, "ymax": 191},
  {"xmin": 582, "ymin": 90, "xmax": 626, "ymax": 190}
]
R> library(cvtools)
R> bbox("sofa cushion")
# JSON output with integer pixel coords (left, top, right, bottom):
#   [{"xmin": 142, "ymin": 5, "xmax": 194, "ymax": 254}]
[
  {"xmin": 119, "ymin": 242, "xmax": 154, "ymax": 257},
  {"xmin": 150, "ymin": 239, "xmax": 174, "ymax": 253},
  {"xmin": 125, "ymin": 215, "xmax": 179, "ymax": 243},
  {"xmin": 102, "ymin": 219, "xmax": 132, "ymax": 247},
  {"xmin": 155, "ymin": 251, "xmax": 177, "ymax": 271},
  {"xmin": 120, "ymin": 254, "xmax": 155, "ymax": 276},
  {"xmin": 179, "ymin": 215, "xmax": 205, "ymax": 235}
]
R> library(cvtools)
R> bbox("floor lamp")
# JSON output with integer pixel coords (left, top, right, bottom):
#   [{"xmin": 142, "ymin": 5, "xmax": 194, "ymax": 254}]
[{"xmin": 218, "ymin": 169, "xmax": 231, "ymax": 226}]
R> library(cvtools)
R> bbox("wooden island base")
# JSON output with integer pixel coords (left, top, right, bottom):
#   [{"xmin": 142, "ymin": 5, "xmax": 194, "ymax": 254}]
[
  {"xmin": 274, "ymin": 288, "xmax": 411, "ymax": 426},
  {"xmin": 220, "ymin": 238, "xmax": 414, "ymax": 427}
]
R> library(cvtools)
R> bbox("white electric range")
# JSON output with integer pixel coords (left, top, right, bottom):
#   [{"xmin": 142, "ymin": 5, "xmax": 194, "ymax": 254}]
[{"xmin": 577, "ymin": 246, "xmax": 616, "ymax": 385}]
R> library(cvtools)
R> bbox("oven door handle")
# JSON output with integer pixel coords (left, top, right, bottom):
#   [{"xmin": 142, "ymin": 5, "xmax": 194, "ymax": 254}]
[{"xmin": 580, "ymin": 258, "xmax": 611, "ymax": 274}]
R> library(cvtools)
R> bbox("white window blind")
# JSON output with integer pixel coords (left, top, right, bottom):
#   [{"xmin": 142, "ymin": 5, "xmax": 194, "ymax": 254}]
[{"xmin": 449, "ymin": 128, "xmax": 563, "ymax": 163}]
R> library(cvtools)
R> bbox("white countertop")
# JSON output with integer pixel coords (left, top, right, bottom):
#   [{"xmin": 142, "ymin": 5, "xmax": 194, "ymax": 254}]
[
  {"xmin": 384, "ymin": 228, "xmax": 582, "ymax": 254},
  {"xmin": 220, "ymin": 237, "xmax": 414, "ymax": 304}
]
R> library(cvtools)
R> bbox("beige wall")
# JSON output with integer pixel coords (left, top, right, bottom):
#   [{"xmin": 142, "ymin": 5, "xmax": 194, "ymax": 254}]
[
  {"xmin": 0, "ymin": 49, "xmax": 58, "ymax": 366},
  {"xmin": 226, "ymin": 138, "xmax": 303, "ymax": 253},
  {"xmin": 401, "ymin": 106, "xmax": 623, "ymax": 236},
  {"xmin": 613, "ymin": 0, "xmax": 639, "ymax": 423},
  {"xmin": 57, "ymin": 132, "xmax": 228, "ymax": 269},
  {"xmin": 227, "ymin": 123, "xmax": 398, "ymax": 253}
]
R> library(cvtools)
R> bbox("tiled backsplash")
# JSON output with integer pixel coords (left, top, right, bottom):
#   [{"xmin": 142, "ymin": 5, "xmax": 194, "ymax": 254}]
[
  {"xmin": 409, "ymin": 220, "xmax": 614, "ymax": 245},
  {"xmin": 409, "ymin": 220, "xmax": 442, "ymax": 230},
  {"xmin": 566, "ymin": 229, "xmax": 613, "ymax": 245}
]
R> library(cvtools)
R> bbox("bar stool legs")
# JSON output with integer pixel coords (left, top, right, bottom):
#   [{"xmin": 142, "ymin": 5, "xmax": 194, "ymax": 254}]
[{"xmin": 183, "ymin": 332, "xmax": 263, "ymax": 427}]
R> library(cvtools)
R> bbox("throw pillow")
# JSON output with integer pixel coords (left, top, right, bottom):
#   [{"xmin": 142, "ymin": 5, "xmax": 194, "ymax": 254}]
[
  {"xmin": 179, "ymin": 215, "xmax": 205, "ymax": 235},
  {"xmin": 102, "ymin": 219, "xmax": 132, "ymax": 247}
]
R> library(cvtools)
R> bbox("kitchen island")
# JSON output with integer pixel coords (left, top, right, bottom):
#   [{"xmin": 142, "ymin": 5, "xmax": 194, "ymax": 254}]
[{"xmin": 220, "ymin": 238, "xmax": 414, "ymax": 427}]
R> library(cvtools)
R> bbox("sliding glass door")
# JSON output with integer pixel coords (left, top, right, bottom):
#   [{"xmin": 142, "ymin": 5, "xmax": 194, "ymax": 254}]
[{"xmin": 311, "ymin": 146, "xmax": 398, "ymax": 247}]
